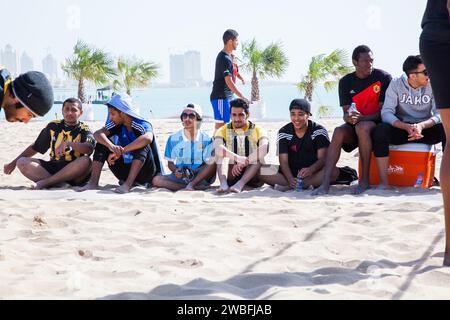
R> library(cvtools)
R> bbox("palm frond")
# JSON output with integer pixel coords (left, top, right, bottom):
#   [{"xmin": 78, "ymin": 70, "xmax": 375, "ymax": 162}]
[{"xmin": 296, "ymin": 49, "xmax": 352, "ymax": 101}]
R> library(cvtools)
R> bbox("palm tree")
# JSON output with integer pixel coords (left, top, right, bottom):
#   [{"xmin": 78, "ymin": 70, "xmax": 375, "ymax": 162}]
[
  {"xmin": 297, "ymin": 49, "xmax": 353, "ymax": 102},
  {"xmin": 241, "ymin": 39, "xmax": 289, "ymax": 102},
  {"xmin": 113, "ymin": 57, "xmax": 159, "ymax": 96},
  {"xmin": 61, "ymin": 40, "xmax": 116, "ymax": 103}
]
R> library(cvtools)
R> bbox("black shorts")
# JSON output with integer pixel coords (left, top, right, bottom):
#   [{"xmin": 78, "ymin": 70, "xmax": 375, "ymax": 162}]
[
  {"xmin": 341, "ymin": 124, "xmax": 359, "ymax": 153},
  {"xmin": 38, "ymin": 160, "xmax": 90, "ymax": 186},
  {"xmin": 420, "ymin": 35, "xmax": 450, "ymax": 108},
  {"xmin": 340, "ymin": 122, "xmax": 380, "ymax": 153}
]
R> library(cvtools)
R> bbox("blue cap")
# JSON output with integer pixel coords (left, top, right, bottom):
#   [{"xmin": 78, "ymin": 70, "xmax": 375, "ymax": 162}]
[{"xmin": 106, "ymin": 93, "xmax": 143, "ymax": 120}]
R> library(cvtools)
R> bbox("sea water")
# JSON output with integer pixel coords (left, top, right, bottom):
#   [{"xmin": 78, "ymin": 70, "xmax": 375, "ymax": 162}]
[{"xmin": 4, "ymin": 84, "xmax": 342, "ymax": 122}]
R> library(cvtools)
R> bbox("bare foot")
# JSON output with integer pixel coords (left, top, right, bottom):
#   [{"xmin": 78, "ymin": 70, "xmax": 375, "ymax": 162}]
[
  {"xmin": 274, "ymin": 184, "xmax": 291, "ymax": 192},
  {"xmin": 114, "ymin": 183, "xmax": 131, "ymax": 194},
  {"xmin": 34, "ymin": 180, "xmax": 49, "ymax": 190},
  {"xmin": 76, "ymin": 183, "xmax": 99, "ymax": 192},
  {"xmin": 311, "ymin": 184, "xmax": 329, "ymax": 196},
  {"xmin": 352, "ymin": 181, "xmax": 370, "ymax": 195},
  {"xmin": 217, "ymin": 182, "xmax": 229, "ymax": 194},
  {"xmin": 230, "ymin": 182, "xmax": 244, "ymax": 194},
  {"xmin": 184, "ymin": 184, "xmax": 195, "ymax": 192}
]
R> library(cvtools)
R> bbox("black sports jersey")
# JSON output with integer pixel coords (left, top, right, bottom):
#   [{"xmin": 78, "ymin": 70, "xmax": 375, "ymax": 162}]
[
  {"xmin": 33, "ymin": 120, "xmax": 95, "ymax": 161},
  {"xmin": 210, "ymin": 51, "xmax": 234, "ymax": 100},
  {"xmin": 277, "ymin": 121, "xmax": 330, "ymax": 175},
  {"xmin": 339, "ymin": 69, "xmax": 392, "ymax": 116}
]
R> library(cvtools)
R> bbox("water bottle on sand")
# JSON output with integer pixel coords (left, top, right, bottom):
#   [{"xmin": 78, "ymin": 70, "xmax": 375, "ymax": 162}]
[
  {"xmin": 296, "ymin": 178, "xmax": 304, "ymax": 192},
  {"xmin": 414, "ymin": 173, "xmax": 424, "ymax": 188}
]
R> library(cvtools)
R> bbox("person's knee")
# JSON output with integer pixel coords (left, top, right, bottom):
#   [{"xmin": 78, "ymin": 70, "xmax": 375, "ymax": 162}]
[
  {"xmin": 332, "ymin": 127, "xmax": 347, "ymax": 142},
  {"xmin": 151, "ymin": 175, "xmax": 165, "ymax": 187},
  {"xmin": 76, "ymin": 156, "xmax": 92, "ymax": 170},
  {"xmin": 16, "ymin": 157, "xmax": 32, "ymax": 171},
  {"xmin": 371, "ymin": 124, "xmax": 389, "ymax": 143},
  {"xmin": 355, "ymin": 121, "xmax": 376, "ymax": 136}
]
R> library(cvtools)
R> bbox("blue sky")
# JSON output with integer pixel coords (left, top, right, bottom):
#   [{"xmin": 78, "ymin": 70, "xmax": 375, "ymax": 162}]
[{"xmin": 1, "ymin": 0, "xmax": 426, "ymax": 82}]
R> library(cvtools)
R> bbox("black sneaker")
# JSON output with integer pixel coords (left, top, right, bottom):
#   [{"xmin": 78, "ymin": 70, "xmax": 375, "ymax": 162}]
[{"xmin": 433, "ymin": 177, "xmax": 440, "ymax": 187}]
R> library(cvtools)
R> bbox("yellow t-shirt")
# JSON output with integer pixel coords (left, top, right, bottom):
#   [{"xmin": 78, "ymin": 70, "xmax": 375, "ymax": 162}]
[{"xmin": 215, "ymin": 121, "xmax": 268, "ymax": 157}]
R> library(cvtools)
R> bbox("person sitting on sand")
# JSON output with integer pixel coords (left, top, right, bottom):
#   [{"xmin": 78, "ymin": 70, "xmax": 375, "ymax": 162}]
[
  {"xmin": 372, "ymin": 55, "xmax": 445, "ymax": 189},
  {"xmin": 214, "ymin": 98, "xmax": 269, "ymax": 193},
  {"xmin": 78, "ymin": 94, "xmax": 163, "ymax": 194},
  {"xmin": 3, "ymin": 98, "xmax": 94, "ymax": 189},
  {"xmin": 312, "ymin": 45, "xmax": 392, "ymax": 196},
  {"xmin": 152, "ymin": 104, "xmax": 216, "ymax": 191},
  {"xmin": 259, "ymin": 99, "xmax": 357, "ymax": 191}
]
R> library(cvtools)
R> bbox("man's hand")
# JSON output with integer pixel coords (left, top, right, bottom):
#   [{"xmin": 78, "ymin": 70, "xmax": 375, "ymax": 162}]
[
  {"xmin": 348, "ymin": 110, "xmax": 362, "ymax": 125},
  {"xmin": 402, "ymin": 123, "xmax": 416, "ymax": 137},
  {"xmin": 107, "ymin": 153, "xmax": 121, "ymax": 166},
  {"xmin": 235, "ymin": 155, "xmax": 249, "ymax": 167},
  {"xmin": 299, "ymin": 167, "xmax": 313, "ymax": 179},
  {"xmin": 408, "ymin": 123, "xmax": 425, "ymax": 141},
  {"xmin": 231, "ymin": 164, "xmax": 245, "ymax": 178},
  {"xmin": 3, "ymin": 162, "xmax": 16, "ymax": 175},
  {"xmin": 288, "ymin": 176, "xmax": 298, "ymax": 189},
  {"xmin": 174, "ymin": 169, "xmax": 183, "ymax": 179},
  {"xmin": 109, "ymin": 145, "xmax": 124, "ymax": 157},
  {"xmin": 55, "ymin": 141, "xmax": 70, "ymax": 158}
]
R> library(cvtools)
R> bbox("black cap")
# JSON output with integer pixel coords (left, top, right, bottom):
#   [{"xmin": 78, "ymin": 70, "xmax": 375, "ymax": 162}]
[
  {"xmin": 11, "ymin": 71, "xmax": 54, "ymax": 117},
  {"xmin": 289, "ymin": 99, "xmax": 312, "ymax": 115}
]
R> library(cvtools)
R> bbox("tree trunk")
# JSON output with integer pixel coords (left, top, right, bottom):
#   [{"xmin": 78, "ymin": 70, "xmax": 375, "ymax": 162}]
[
  {"xmin": 251, "ymin": 70, "xmax": 260, "ymax": 102},
  {"xmin": 304, "ymin": 83, "xmax": 314, "ymax": 102},
  {"xmin": 78, "ymin": 79, "xmax": 86, "ymax": 103}
]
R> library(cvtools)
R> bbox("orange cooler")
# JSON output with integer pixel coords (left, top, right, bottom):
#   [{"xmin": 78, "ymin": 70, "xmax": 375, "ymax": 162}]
[{"xmin": 358, "ymin": 143, "xmax": 437, "ymax": 188}]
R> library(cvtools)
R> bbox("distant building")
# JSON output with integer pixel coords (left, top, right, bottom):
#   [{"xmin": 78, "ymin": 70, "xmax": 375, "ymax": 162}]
[
  {"xmin": 42, "ymin": 54, "xmax": 58, "ymax": 81},
  {"xmin": 170, "ymin": 54, "xmax": 185, "ymax": 84},
  {"xmin": 184, "ymin": 50, "xmax": 202, "ymax": 81},
  {"xmin": 169, "ymin": 50, "xmax": 203, "ymax": 86},
  {"xmin": 1, "ymin": 45, "xmax": 18, "ymax": 77},
  {"xmin": 20, "ymin": 52, "xmax": 34, "ymax": 73}
]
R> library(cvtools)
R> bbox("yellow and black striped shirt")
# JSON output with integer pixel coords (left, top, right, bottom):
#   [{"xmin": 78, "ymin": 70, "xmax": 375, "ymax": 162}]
[{"xmin": 32, "ymin": 120, "xmax": 95, "ymax": 161}]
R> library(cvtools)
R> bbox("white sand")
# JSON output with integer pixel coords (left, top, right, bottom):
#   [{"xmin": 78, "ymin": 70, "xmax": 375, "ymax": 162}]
[{"xmin": 0, "ymin": 118, "xmax": 449, "ymax": 300}]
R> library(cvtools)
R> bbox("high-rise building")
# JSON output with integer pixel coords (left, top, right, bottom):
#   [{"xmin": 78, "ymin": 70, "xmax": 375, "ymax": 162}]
[
  {"xmin": 170, "ymin": 54, "xmax": 185, "ymax": 84},
  {"xmin": 1, "ymin": 45, "xmax": 18, "ymax": 77},
  {"xmin": 184, "ymin": 50, "xmax": 202, "ymax": 81},
  {"xmin": 42, "ymin": 54, "xmax": 58, "ymax": 81},
  {"xmin": 169, "ymin": 50, "xmax": 202, "ymax": 85},
  {"xmin": 20, "ymin": 52, "xmax": 34, "ymax": 73}
]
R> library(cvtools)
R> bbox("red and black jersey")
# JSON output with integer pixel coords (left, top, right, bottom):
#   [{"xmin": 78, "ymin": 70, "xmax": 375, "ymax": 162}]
[{"xmin": 339, "ymin": 69, "xmax": 392, "ymax": 116}]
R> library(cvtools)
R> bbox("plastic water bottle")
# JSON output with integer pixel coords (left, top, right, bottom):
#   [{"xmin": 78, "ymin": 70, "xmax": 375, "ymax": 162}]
[
  {"xmin": 414, "ymin": 173, "xmax": 424, "ymax": 188},
  {"xmin": 348, "ymin": 102, "xmax": 357, "ymax": 115},
  {"xmin": 296, "ymin": 178, "xmax": 304, "ymax": 192}
]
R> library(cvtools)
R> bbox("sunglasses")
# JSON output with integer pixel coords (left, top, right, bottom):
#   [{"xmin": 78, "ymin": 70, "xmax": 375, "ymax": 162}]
[
  {"xmin": 411, "ymin": 69, "xmax": 428, "ymax": 76},
  {"xmin": 181, "ymin": 113, "xmax": 197, "ymax": 120}
]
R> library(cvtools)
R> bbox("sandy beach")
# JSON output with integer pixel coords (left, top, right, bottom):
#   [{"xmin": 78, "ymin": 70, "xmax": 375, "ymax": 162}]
[{"xmin": 0, "ymin": 118, "xmax": 449, "ymax": 300}]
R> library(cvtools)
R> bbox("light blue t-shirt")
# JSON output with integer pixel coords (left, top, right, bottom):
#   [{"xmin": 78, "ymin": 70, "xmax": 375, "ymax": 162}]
[{"xmin": 164, "ymin": 129, "xmax": 213, "ymax": 171}]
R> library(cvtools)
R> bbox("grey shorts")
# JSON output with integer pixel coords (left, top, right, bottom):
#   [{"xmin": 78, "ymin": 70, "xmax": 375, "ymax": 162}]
[{"xmin": 165, "ymin": 173, "xmax": 216, "ymax": 187}]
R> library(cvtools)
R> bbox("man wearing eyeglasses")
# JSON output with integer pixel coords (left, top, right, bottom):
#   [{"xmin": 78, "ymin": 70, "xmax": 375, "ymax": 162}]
[
  {"xmin": 0, "ymin": 68, "xmax": 54, "ymax": 123},
  {"xmin": 152, "ymin": 104, "xmax": 216, "ymax": 191},
  {"xmin": 371, "ymin": 55, "xmax": 445, "ymax": 189}
]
